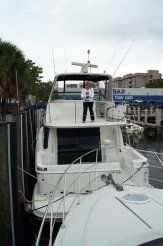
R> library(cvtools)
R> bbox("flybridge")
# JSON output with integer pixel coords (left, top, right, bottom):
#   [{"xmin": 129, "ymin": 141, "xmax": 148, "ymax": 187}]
[{"xmin": 72, "ymin": 61, "xmax": 98, "ymax": 73}]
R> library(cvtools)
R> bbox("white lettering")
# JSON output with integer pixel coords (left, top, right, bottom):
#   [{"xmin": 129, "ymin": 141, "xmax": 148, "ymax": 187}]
[
  {"xmin": 115, "ymin": 96, "xmax": 124, "ymax": 100},
  {"xmin": 125, "ymin": 96, "xmax": 133, "ymax": 100}
]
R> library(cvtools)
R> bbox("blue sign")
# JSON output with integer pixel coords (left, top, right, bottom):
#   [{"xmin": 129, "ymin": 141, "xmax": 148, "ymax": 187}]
[{"xmin": 113, "ymin": 95, "xmax": 163, "ymax": 102}]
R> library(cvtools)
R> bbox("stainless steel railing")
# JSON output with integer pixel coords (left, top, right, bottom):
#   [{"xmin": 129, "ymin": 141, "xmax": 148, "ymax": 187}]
[{"xmin": 35, "ymin": 148, "xmax": 163, "ymax": 246}]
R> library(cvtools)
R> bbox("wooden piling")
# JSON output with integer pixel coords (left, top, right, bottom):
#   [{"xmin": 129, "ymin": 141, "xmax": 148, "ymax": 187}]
[
  {"xmin": 0, "ymin": 122, "xmax": 22, "ymax": 246},
  {"xmin": 126, "ymin": 105, "xmax": 163, "ymax": 131},
  {"xmin": 12, "ymin": 111, "xmax": 34, "ymax": 201}
]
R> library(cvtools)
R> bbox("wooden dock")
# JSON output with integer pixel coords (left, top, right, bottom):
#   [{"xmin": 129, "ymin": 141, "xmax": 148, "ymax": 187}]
[
  {"xmin": 0, "ymin": 102, "xmax": 46, "ymax": 245},
  {"xmin": 126, "ymin": 105, "xmax": 163, "ymax": 134}
]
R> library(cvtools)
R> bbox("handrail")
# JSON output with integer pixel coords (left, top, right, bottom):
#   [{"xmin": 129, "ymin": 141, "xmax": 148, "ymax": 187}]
[
  {"xmin": 35, "ymin": 147, "xmax": 103, "ymax": 246},
  {"xmin": 59, "ymin": 148, "xmax": 163, "ymax": 215},
  {"xmin": 49, "ymin": 148, "xmax": 163, "ymax": 242},
  {"xmin": 49, "ymin": 172, "xmax": 106, "ymax": 246},
  {"xmin": 36, "ymin": 146, "xmax": 120, "ymax": 245},
  {"xmin": 35, "ymin": 148, "xmax": 163, "ymax": 245},
  {"xmin": 46, "ymin": 100, "xmax": 126, "ymax": 124},
  {"xmin": 136, "ymin": 149, "xmax": 163, "ymax": 167}
]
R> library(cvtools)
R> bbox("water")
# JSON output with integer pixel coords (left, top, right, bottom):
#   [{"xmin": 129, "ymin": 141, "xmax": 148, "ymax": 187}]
[
  {"xmin": 130, "ymin": 129, "xmax": 163, "ymax": 189},
  {"xmin": 130, "ymin": 130, "xmax": 163, "ymax": 153}
]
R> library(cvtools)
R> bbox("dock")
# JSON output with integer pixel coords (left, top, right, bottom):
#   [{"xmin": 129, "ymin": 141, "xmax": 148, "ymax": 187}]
[
  {"xmin": 126, "ymin": 104, "xmax": 163, "ymax": 134},
  {"xmin": 0, "ymin": 102, "xmax": 46, "ymax": 246}
]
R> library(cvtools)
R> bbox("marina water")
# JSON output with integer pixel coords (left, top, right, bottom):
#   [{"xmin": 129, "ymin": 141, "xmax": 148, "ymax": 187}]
[{"xmin": 130, "ymin": 129, "xmax": 163, "ymax": 189}]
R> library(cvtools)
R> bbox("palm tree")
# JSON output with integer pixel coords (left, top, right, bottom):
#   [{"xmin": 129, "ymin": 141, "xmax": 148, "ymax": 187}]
[
  {"xmin": 0, "ymin": 39, "xmax": 43, "ymax": 119},
  {"xmin": 0, "ymin": 39, "xmax": 26, "ymax": 101}
]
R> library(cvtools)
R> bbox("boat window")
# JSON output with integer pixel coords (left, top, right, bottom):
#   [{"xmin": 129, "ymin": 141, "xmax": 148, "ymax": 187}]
[
  {"xmin": 51, "ymin": 82, "xmax": 106, "ymax": 101},
  {"xmin": 57, "ymin": 128, "xmax": 101, "ymax": 164},
  {"xmin": 52, "ymin": 91, "xmax": 81, "ymax": 100},
  {"xmin": 43, "ymin": 127, "xmax": 50, "ymax": 149},
  {"xmin": 51, "ymin": 91, "xmax": 105, "ymax": 101}
]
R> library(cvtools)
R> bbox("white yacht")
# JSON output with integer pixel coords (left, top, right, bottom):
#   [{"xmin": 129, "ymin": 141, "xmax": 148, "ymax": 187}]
[{"xmin": 33, "ymin": 61, "xmax": 163, "ymax": 246}]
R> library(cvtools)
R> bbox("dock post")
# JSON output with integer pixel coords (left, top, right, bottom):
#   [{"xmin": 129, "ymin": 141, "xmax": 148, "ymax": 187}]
[
  {"xmin": 145, "ymin": 109, "xmax": 148, "ymax": 124},
  {"xmin": 156, "ymin": 108, "xmax": 161, "ymax": 126},
  {"xmin": 156, "ymin": 126, "xmax": 161, "ymax": 135},
  {"xmin": 138, "ymin": 107, "xmax": 140, "ymax": 122},
  {"xmin": 0, "ymin": 122, "xmax": 22, "ymax": 246}
]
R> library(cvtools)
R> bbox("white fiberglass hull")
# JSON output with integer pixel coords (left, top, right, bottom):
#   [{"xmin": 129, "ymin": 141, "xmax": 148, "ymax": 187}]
[{"xmin": 54, "ymin": 185, "xmax": 163, "ymax": 246}]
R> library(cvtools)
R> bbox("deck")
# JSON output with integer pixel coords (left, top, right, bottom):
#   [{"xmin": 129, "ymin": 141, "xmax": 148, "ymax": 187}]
[{"xmin": 45, "ymin": 100, "xmax": 126, "ymax": 127}]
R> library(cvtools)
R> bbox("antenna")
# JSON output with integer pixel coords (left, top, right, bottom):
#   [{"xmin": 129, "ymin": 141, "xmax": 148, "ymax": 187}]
[
  {"xmin": 64, "ymin": 48, "xmax": 67, "ymax": 73},
  {"xmin": 52, "ymin": 48, "xmax": 56, "ymax": 77},
  {"xmin": 112, "ymin": 38, "xmax": 136, "ymax": 78},
  {"xmin": 72, "ymin": 49, "xmax": 98, "ymax": 73},
  {"xmin": 104, "ymin": 53, "xmax": 115, "ymax": 73},
  {"xmin": 72, "ymin": 62, "xmax": 98, "ymax": 73},
  {"xmin": 87, "ymin": 49, "xmax": 90, "ymax": 62},
  {"xmin": 87, "ymin": 49, "xmax": 91, "ymax": 72}
]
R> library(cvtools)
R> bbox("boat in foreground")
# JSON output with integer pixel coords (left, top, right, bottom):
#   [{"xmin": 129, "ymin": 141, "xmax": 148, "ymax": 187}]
[{"xmin": 33, "ymin": 61, "xmax": 163, "ymax": 246}]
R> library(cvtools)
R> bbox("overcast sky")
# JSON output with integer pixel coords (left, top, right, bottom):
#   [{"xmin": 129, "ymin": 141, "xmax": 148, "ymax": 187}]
[{"xmin": 0, "ymin": 0, "xmax": 163, "ymax": 81}]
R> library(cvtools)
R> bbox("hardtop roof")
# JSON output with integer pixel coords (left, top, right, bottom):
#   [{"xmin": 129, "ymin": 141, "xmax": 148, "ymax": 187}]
[{"xmin": 55, "ymin": 73, "xmax": 111, "ymax": 82}]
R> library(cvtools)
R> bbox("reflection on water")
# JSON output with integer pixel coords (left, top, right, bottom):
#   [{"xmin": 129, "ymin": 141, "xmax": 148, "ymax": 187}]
[
  {"xmin": 130, "ymin": 129, "xmax": 163, "ymax": 189},
  {"xmin": 130, "ymin": 129, "xmax": 163, "ymax": 152}
]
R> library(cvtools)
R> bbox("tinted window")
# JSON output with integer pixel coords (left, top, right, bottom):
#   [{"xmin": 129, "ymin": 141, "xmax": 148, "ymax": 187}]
[{"xmin": 57, "ymin": 128, "xmax": 101, "ymax": 164}]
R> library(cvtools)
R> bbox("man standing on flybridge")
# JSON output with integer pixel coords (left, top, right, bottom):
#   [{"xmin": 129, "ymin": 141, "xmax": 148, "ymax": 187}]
[{"xmin": 81, "ymin": 81, "xmax": 95, "ymax": 123}]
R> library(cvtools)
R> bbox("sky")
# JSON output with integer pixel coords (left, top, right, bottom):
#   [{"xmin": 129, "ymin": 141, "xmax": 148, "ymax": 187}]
[{"xmin": 0, "ymin": 0, "xmax": 163, "ymax": 81}]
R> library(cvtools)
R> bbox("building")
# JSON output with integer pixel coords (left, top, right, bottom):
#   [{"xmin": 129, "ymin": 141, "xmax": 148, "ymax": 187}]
[{"xmin": 113, "ymin": 70, "xmax": 162, "ymax": 88}]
